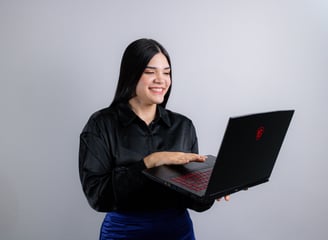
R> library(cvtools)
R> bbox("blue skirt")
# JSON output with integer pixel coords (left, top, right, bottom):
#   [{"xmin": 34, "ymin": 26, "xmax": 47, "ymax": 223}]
[{"xmin": 99, "ymin": 209, "xmax": 195, "ymax": 240}]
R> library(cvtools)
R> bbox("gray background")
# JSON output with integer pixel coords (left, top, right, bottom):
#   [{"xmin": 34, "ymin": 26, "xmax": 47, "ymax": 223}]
[{"xmin": 1, "ymin": 0, "xmax": 327, "ymax": 239}]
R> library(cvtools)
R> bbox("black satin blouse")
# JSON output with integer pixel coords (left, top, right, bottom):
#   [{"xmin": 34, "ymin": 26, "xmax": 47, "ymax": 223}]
[{"xmin": 79, "ymin": 103, "xmax": 214, "ymax": 212}]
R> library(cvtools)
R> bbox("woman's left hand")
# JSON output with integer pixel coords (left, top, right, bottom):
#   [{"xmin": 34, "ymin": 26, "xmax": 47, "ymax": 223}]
[{"xmin": 216, "ymin": 195, "xmax": 230, "ymax": 202}]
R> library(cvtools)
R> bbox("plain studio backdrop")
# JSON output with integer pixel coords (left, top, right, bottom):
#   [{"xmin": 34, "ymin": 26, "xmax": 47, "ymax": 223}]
[{"xmin": 1, "ymin": 0, "xmax": 327, "ymax": 239}]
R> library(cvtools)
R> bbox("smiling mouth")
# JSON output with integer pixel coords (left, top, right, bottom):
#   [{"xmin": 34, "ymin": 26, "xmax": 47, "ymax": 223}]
[{"xmin": 149, "ymin": 87, "xmax": 165, "ymax": 93}]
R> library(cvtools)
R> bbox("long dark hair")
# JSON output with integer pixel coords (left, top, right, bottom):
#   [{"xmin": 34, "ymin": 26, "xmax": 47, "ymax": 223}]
[{"xmin": 110, "ymin": 38, "xmax": 172, "ymax": 108}]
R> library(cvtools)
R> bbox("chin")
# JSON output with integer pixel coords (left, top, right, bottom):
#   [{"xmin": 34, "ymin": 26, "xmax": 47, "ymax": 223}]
[{"xmin": 151, "ymin": 96, "xmax": 165, "ymax": 105}]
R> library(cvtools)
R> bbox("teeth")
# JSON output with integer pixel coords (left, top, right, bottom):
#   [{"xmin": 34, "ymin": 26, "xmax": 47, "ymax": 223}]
[{"xmin": 150, "ymin": 88, "xmax": 163, "ymax": 92}]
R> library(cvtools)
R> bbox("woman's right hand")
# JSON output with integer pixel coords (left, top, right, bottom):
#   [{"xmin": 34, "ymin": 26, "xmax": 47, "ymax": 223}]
[{"xmin": 143, "ymin": 151, "xmax": 207, "ymax": 169}]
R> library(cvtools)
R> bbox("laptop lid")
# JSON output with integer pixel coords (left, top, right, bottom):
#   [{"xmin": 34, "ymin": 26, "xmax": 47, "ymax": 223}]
[{"xmin": 205, "ymin": 110, "xmax": 294, "ymax": 199}]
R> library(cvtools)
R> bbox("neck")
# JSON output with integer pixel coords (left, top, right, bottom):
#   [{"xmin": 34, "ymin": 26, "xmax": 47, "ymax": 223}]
[{"xmin": 129, "ymin": 99, "xmax": 157, "ymax": 125}]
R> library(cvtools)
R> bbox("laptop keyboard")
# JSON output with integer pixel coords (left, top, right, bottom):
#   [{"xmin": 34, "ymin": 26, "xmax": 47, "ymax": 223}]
[{"xmin": 171, "ymin": 169, "xmax": 212, "ymax": 192}]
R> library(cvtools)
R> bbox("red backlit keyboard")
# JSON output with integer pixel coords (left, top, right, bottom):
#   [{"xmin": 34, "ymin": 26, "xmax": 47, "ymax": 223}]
[{"xmin": 171, "ymin": 169, "xmax": 212, "ymax": 192}]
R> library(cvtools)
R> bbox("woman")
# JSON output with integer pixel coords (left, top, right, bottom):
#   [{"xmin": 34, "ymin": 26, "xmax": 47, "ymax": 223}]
[{"xmin": 79, "ymin": 38, "xmax": 229, "ymax": 240}]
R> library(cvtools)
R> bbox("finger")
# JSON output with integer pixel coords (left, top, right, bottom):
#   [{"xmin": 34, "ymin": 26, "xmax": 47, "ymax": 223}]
[
  {"xmin": 188, "ymin": 154, "xmax": 207, "ymax": 162},
  {"xmin": 216, "ymin": 195, "xmax": 230, "ymax": 202}
]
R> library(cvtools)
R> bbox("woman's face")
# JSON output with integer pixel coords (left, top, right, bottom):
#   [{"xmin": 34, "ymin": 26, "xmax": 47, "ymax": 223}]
[{"xmin": 132, "ymin": 53, "xmax": 171, "ymax": 106}]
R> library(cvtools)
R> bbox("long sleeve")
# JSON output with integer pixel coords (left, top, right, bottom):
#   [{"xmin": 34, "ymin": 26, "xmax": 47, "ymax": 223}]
[
  {"xmin": 79, "ymin": 113, "xmax": 156, "ymax": 212},
  {"xmin": 79, "ymin": 124, "xmax": 115, "ymax": 212}
]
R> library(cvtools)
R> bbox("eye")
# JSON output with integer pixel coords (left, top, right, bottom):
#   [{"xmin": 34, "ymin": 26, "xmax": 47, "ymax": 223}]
[{"xmin": 144, "ymin": 71, "xmax": 155, "ymax": 75}]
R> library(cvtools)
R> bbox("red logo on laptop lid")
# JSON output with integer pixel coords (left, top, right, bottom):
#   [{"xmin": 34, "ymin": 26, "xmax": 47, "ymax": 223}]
[{"xmin": 256, "ymin": 126, "xmax": 265, "ymax": 141}]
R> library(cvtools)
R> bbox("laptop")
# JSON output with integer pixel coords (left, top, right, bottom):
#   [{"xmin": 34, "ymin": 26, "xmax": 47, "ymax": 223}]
[{"xmin": 143, "ymin": 110, "xmax": 294, "ymax": 202}]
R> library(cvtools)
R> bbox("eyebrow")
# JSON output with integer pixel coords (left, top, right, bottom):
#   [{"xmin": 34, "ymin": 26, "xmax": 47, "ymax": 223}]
[{"xmin": 145, "ymin": 66, "xmax": 171, "ymax": 70}]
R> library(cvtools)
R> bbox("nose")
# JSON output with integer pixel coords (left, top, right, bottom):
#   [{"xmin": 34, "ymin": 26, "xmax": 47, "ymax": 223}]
[{"xmin": 154, "ymin": 72, "xmax": 166, "ymax": 84}]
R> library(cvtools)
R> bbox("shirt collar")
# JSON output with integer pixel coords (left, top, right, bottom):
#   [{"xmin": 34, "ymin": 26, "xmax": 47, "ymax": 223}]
[
  {"xmin": 156, "ymin": 105, "xmax": 171, "ymax": 127},
  {"xmin": 117, "ymin": 102, "xmax": 171, "ymax": 127}
]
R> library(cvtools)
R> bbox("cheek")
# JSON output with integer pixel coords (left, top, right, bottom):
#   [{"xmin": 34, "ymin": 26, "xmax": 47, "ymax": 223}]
[
  {"xmin": 137, "ymin": 76, "xmax": 150, "ymax": 87},
  {"xmin": 167, "ymin": 78, "xmax": 172, "ymax": 88},
  {"xmin": 135, "ymin": 81, "xmax": 148, "ymax": 96},
  {"xmin": 134, "ymin": 84, "xmax": 143, "ymax": 96}
]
